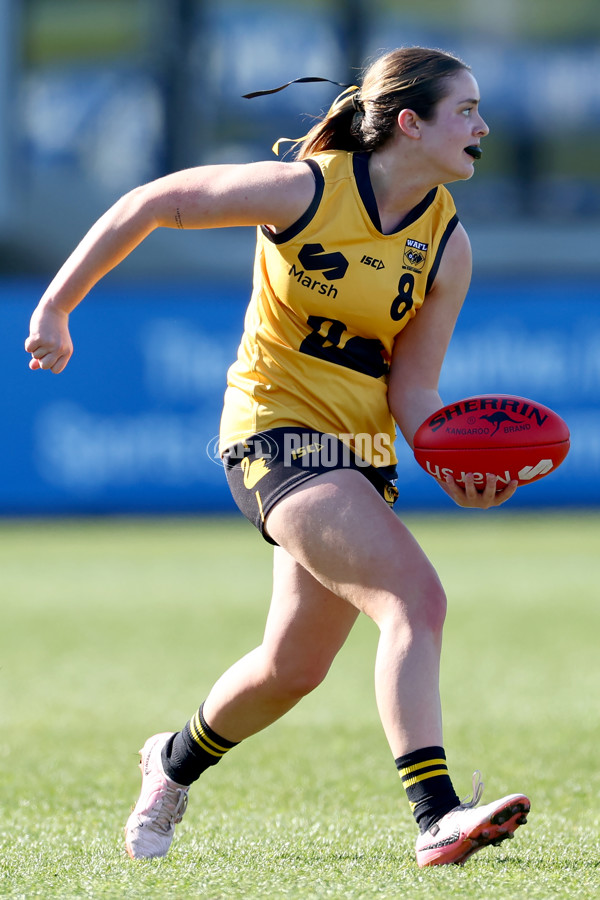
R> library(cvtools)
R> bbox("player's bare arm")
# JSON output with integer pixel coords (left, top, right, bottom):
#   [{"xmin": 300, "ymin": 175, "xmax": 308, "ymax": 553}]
[
  {"xmin": 387, "ymin": 224, "xmax": 517, "ymax": 509},
  {"xmin": 148, "ymin": 160, "xmax": 316, "ymax": 232},
  {"xmin": 25, "ymin": 161, "xmax": 316, "ymax": 373},
  {"xmin": 388, "ymin": 222, "xmax": 472, "ymax": 443}
]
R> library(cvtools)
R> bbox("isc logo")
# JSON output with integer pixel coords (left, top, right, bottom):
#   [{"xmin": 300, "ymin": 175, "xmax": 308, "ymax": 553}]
[
  {"xmin": 290, "ymin": 442, "xmax": 323, "ymax": 460},
  {"xmin": 360, "ymin": 255, "xmax": 385, "ymax": 270}
]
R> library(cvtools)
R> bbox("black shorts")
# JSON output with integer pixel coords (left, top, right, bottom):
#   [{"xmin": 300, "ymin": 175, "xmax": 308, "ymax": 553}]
[{"xmin": 223, "ymin": 427, "xmax": 399, "ymax": 545}]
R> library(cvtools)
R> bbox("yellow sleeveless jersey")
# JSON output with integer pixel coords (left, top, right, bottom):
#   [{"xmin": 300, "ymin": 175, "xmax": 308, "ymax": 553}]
[{"xmin": 220, "ymin": 150, "xmax": 458, "ymax": 466}]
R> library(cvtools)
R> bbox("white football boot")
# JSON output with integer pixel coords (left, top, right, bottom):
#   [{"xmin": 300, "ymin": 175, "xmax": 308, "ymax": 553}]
[
  {"xmin": 415, "ymin": 772, "xmax": 530, "ymax": 867},
  {"xmin": 125, "ymin": 732, "xmax": 190, "ymax": 859}
]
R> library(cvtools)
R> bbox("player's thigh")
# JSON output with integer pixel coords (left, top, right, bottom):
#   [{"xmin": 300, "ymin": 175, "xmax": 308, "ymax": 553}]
[{"xmin": 265, "ymin": 468, "xmax": 444, "ymax": 622}]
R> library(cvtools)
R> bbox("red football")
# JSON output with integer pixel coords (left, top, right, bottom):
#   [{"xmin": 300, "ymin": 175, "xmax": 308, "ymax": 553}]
[{"xmin": 413, "ymin": 394, "xmax": 570, "ymax": 489}]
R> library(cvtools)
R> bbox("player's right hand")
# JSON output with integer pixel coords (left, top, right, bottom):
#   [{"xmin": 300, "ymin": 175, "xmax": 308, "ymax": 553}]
[
  {"xmin": 441, "ymin": 472, "xmax": 519, "ymax": 509},
  {"xmin": 25, "ymin": 304, "xmax": 73, "ymax": 373}
]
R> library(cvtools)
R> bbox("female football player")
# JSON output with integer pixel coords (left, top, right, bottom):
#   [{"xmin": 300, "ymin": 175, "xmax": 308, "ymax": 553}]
[{"xmin": 25, "ymin": 46, "xmax": 529, "ymax": 867}]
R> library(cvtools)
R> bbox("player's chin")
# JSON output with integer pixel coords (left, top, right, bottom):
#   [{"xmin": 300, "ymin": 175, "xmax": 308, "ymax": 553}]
[
  {"xmin": 443, "ymin": 163, "xmax": 475, "ymax": 184},
  {"xmin": 458, "ymin": 162, "xmax": 476, "ymax": 180}
]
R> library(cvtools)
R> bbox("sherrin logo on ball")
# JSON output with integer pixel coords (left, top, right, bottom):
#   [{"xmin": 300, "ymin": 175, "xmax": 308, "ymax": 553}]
[{"xmin": 413, "ymin": 395, "xmax": 570, "ymax": 488}]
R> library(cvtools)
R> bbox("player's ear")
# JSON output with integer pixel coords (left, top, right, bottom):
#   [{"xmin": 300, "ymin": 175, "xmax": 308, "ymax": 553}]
[{"xmin": 397, "ymin": 109, "xmax": 422, "ymax": 139}]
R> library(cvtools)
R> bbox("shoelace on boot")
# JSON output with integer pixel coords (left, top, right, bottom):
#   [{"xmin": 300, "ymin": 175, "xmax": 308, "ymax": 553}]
[
  {"xmin": 149, "ymin": 786, "xmax": 189, "ymax": 834},
  {"xmin": 460, "ymin": 771, "xmax": 485, "ymax": 809}
]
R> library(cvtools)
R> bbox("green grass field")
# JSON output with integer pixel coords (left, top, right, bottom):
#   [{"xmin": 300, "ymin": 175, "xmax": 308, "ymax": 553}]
[{"xmin": 1, "ymin": 512, "xmax": 599, "ymax": 899}]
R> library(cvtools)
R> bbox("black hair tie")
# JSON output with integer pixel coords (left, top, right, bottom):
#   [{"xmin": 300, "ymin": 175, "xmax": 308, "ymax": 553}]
[{"xmin": 243, "ymin": 76, "xmax": 355, "ymax": 100}]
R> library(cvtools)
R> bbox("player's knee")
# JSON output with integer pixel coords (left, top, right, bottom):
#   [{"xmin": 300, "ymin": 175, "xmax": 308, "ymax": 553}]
[
  {"xmin": 269, "ymin": 657, "xmax": 330, "ymax": 701},
  {"xmin": 419, "ymin": 574, "xmax": 447, "ymax": 635},
  {"xmin": 373, "ymin": 572, "xmax": 447, "ymax": 637},
  {"xmin": 402, "ymin": 568, "xmax": 447, "ymax": 635}
]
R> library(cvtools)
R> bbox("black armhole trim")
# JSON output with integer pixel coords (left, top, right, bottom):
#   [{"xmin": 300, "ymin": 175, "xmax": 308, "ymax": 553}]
[
  {"xmin": 260, "ymin": 158, "xmax": 324, "ymax": 245},
  {"xmin": 426, "ymin": 214, "xmax": 459, "ymax": 294},
  {"xmin": 353, "ymin": 152, "xmax": 438, "ymax": 234}
]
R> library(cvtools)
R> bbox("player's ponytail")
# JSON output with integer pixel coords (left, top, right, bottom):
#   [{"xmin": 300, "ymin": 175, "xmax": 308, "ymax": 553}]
[
  {"xmin": 295, "ymin": 46, "xmax": 469, "ymax": 160},
  {"xmin": 294, "ymin": 86, "xmax": 364, "ymax": 158}
]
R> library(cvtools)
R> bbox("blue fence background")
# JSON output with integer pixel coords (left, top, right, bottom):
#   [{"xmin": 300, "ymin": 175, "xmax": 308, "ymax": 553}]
[{"xmin": 6, "ymin": 275, "xmax": 598, "ymax": 515}]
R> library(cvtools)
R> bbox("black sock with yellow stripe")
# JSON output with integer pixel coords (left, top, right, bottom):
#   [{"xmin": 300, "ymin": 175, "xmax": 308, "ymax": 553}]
[
  {"xmin": 395, "ymin": 746, "xmax": 460, "ymax": 834},
  {"xmin": 162, "ymin": 703, "xmax": 239, "ymax": 785}
]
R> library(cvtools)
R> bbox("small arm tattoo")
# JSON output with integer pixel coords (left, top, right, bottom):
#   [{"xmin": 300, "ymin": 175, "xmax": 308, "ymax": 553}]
[{"xmin": 175, "ymin": 208, "xmax": 184, "ymax": 229}]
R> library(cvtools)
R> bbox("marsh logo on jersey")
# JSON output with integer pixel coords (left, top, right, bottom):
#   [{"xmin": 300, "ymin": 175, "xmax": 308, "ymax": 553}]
[
  {"xmin": 298, "ymin": 243, "xmax": 349, "ymax": 280},
  {"xmin": 289, "ymin": 243, "xmax": 349, "ymax": 299},
  {"xmin": 403, "ymin": 239, "xmax": 428, "ymax": 273}
]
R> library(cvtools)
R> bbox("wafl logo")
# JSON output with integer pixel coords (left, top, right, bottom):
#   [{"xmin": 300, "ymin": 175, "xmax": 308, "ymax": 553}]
[{"xmin": 403, "ymin": 239, "xmax": 428, "ymax": 272}]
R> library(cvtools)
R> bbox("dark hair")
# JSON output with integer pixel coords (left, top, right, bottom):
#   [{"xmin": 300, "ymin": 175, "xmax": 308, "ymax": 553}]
[{"xmin": 295, "ymin": 47, "xmax": 469, "ymax": 160}]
